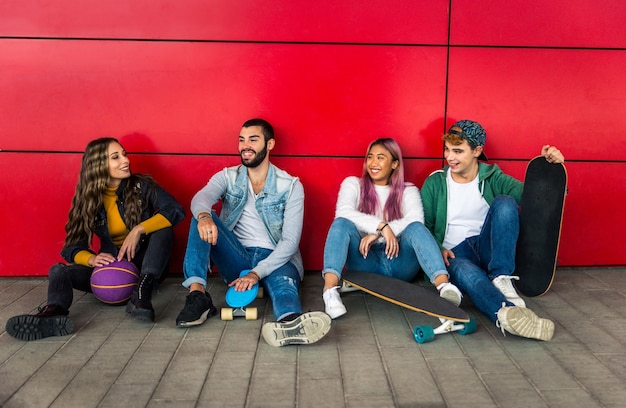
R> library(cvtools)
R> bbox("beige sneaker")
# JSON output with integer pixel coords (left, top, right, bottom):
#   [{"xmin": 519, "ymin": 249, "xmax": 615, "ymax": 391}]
[
  {"xmin": 496, "ymin": 306, "xmax": 554, "ymax": 341},
  {"xmin": 262, "ymin": 311, "xmax": 332, "ymax": 347}
]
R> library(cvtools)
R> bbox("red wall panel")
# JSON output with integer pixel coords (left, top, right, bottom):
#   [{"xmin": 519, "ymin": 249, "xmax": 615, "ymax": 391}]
[
  {"xmin": 0, "ymin": 152, "xmax": 239, "ymax": 277},
  {"xmin": 0, "ymin": 40, "xmax": 448, "ymax": 157},
  {"xmin": 557, "ymin": 162, "xmax": 626, "ymax": 266},
  {"xmin": 0, "ymin": 154, "xmax": 78, "ymax": 276},
  {"xmin": 1, "ymin": 2, "xmax": 625, "ymax": 276},
  {"xmin": 446, "ymin": 48, "xmax": 626, "ymax": 161},
  {"xmin": 0, "ymin": 0, "xmax": 449, "ymax": 44},
  {"xmin": 3, "ymin": 153, "xmax": 437, "ymax": 276},
  {"xmin": 451, "ymin": 0, "xmax": 626, "ymax": 48}
]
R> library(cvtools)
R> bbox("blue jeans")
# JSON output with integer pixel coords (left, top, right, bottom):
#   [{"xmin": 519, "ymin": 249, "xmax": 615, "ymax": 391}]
[
  {"xmin": 447, "ymin": 195, "xmax": 519, "ymax": 322},
  {"xmin": 322, "ymin": 217, "xmax": 448, "ymax": 283},
  {"xmin": 182, "ymin": 213, "xmax": 302, "ymax": 321}
]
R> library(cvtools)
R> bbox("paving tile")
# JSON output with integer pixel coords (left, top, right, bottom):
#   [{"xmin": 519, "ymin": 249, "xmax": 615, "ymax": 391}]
[
  {"xmin": 547, "ymin": 342, "xmax": 626, "ymax": 407},
  {"xmin": 298, "ymin": 378, "xmax": 345, "ymax": 408},
  {"xmin": 481, "ymin": 372, "xmax": 548, "ymax": 407},
  {"xmin": 338, "ymin": 343, "xmax": 391, "ymax": 396},
  {"xmin": 0, "ymin": 342, "xmax": 65, "ymax": 406},
  {"xmin": 151, "ymin": 335, "xmax": 219, "ymax": 401},
  {"xmin": 429, "ymin": 357, "xmax": 496, "ymax": 408},
  {"xmin": 595, "ymin": 352, "xmax": 626, "ymax": 381},
  {"xmin": 346, "ymin": 393, "xmax": 396, "ymax": 407},
  {"xmin": 298, "ymin": 340, "xmax": 342, "ymax": 380},
  {"xmin": 381, "ymin": 346, "xmax": 446, "ymax": 407},
  {"xmin": 1, "ymin": 269, "xmax": 626, "ymax": 407},
  {"xmin": 194, "ymin": 351, "xmax": 256, "ymax": 408},
  {"xmin": 247, "ymin": 362, "xmax": 297, "ymax": 408},
  {"xmin": 503, "ymin": 342, "xmax": 580, "ymax": 390},
  {"xmin": 542, "ymin": 389, "xmax": 602, "ymax": 408}
]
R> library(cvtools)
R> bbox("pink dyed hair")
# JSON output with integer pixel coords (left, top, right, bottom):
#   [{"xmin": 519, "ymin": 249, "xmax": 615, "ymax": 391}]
[{"xmin": 358, "ymin": 138, "xmax": 405, "ymax": 221}]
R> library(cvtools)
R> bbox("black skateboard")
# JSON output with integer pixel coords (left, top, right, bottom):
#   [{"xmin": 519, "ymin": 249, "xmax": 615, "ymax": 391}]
[{"xmin": 515, "ymin": 156, "xmax": 568, "ymax": 296}]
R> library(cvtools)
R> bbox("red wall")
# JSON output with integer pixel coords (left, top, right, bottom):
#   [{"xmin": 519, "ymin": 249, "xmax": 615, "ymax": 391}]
[{"xmin": 1, "ymin": 1, "xmax": 625, "ymax": 277}]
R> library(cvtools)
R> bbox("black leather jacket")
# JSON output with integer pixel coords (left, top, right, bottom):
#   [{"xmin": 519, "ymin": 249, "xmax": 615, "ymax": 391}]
[{"xmin": 60, "ymin": 175, "xmax": 185, "ymax": 262}]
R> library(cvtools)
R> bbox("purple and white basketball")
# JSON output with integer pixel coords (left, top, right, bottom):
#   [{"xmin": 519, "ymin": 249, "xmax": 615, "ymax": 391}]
[{"xmin": 90, "ymin": 259, "xmax": 139, "ymax": 304}]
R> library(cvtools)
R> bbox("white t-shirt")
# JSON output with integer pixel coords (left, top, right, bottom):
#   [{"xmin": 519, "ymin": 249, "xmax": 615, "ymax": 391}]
[
  {"xmin": 442, "ymin": 169, "xmax": 489, "ymax": 250},
  {"xmin": 232, "ymin": 181, "xmax": 276, "ymax": 250}
]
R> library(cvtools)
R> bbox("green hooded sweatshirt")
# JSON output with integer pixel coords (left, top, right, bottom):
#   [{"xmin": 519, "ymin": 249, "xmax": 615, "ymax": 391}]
[{"xmin": 421, "ymin": 163, "xmax": 523, "ymax": 249}]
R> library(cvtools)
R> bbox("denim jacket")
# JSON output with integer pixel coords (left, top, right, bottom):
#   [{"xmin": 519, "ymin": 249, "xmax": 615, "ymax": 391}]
[
  {"xmin": 191, "ymin": 163, "xmax": 304, "ymax": 278},
  {"xmin": 61, "ymin": 175, "xmax": 185, "ymax": 263}
]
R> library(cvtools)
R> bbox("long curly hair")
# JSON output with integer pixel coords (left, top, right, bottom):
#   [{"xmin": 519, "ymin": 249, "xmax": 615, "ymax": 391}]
[
  {"xmin": 63, "ymin": 138, "xmax": 156, "ymax": 249},
  {"xmin": 358, "ymin": 138, "xmax": 405, "ymax": 222}
]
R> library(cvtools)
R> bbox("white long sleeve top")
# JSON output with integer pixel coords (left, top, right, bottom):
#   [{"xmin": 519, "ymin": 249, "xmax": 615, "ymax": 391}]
[{"xmin": 334, "ymin": 176, "xmax": 425, "ymax": 237}]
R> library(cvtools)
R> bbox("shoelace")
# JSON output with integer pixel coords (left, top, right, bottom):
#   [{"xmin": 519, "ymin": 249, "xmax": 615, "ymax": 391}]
[
  {"xmin": 493, "ymin": 275, "xmax": 520, "ymax": 292},
  {"xmin": 325, "ymin": 287, "xmax": 342, "ymax": 306},
  {"xmin": 495, "ymin": 302, "xmax": 507, "ymax": 336}
]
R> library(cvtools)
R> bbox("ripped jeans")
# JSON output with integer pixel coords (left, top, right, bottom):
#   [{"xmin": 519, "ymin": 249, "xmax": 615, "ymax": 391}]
[{"xmin": 182, "ymin": 215, "xmax": 302, "ymax": 321}]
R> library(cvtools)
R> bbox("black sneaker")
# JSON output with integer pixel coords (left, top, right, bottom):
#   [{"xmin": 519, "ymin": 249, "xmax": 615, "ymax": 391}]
[
  {"xmin": 5, "ymin": 305, "xmax": 73, "ymax": 341},
  {"xmin": 261, "ymin": 311, "xmax": 332, "ymax": 347},
  {"xmin": 176, "ymin": 291, "xmax": 217, "ymax": 327},
  {"xmin": 126, "ymin": 274, "xmax": 155, "ymax": 322}
]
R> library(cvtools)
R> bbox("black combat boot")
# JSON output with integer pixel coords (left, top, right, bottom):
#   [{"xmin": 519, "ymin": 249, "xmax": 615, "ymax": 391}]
[
  {"xmin": 6, "ymin": 304, "xmax": 73, "ymax": 341},
  {"xmin": 126, "ymin": 273, "xmax": 155, "ymax": 322}
]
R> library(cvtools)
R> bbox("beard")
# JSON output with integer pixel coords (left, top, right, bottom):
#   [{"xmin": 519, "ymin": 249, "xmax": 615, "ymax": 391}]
[{"xmin": 240, "ymin": 145, "xmax": 268, "ymax": 168}]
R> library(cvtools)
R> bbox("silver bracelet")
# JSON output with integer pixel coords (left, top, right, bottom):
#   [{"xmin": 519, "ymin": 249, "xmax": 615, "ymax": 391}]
[{"xmin": 197, "ymin": 214, "xmax": 212, "ymax": 221}]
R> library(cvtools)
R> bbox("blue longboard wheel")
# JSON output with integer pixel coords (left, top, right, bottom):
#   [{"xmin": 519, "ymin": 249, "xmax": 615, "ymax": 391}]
[
  {"xmin": 413, "ymin": 325, "xmax": 435, "ymax": 343},
  {"xmin": 458, "ymin": 317, "xmax": 477, "ymax": 335}
]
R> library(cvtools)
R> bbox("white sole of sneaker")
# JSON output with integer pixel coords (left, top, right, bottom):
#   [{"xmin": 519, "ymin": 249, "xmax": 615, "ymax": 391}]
[
  {"xmin": 176, "ymin": 306, "xmax": 217, "ymax": 328},
  {"xmin": 262, "ymin": 312, "xmax": 332, "ymax": 347},
  {"xmin": 498, "ymin": 307, "xmax": 555, "ymax": 341}
]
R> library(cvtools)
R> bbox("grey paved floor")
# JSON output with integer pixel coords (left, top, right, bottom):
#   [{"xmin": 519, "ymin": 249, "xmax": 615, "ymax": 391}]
[{"xmin": 1, "ymin": 267, "xmax": 625, "ymax": 408}]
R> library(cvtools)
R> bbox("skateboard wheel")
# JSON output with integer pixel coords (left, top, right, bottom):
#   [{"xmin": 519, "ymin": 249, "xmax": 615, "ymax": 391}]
[
  {"xmin": 413, "ymin": 325, "xmax": 435, "ymax": 343},
  {"xmin": 257, "ymin": 287, "xmax": 264, "ymax": 299},
  {"xmin": 245, "ymin": 307, "xmax": 258, "ymax": 320},
  {"xmin": 221, "ymin": 308, "xmax": 234, "ymax": 321},
  {"xmin": 458, "ymin": 317, "xmax": 477, "ymax": 335}
]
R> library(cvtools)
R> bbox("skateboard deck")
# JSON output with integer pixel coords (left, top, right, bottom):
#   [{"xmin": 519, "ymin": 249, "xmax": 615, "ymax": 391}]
[
  {"xmin": 222, "ymin": 270, "xmax": 261, "ymax": 320},
  {"xmin": 342, "ymin": 270, "xmax": 469, "ymax": 322},
  {"xmin": 515, "ymin": 156, "xmax": 567, "ymax": 297}
]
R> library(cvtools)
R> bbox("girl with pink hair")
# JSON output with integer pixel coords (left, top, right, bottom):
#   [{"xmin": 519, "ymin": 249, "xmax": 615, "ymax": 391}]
[{"xmin": 321, "ymin": 138, "xmax": 461, "ymax": 319}]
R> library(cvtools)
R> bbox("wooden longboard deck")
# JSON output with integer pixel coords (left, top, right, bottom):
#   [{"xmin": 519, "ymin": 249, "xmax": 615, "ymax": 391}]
[
  {"xmin": 342, "ymin": 270, "xmax": 469, "ymax": 322},
  {"xmin": 515, "ymin": 156, "xmax": 567, "ymax": 297}
]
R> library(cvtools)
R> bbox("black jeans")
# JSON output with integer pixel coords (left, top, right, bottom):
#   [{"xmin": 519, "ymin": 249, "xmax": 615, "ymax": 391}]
[{"xmin": 48, "ymin": 227, "xmax": 174, "ymax": 311}]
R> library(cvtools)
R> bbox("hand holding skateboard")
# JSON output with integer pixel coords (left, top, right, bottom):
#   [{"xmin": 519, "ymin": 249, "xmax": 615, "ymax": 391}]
[{"xmin": 222, "ymin": 270, "xmax": 263, "ymax": 320}]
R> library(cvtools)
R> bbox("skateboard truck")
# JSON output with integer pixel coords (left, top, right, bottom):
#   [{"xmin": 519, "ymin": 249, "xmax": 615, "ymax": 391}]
[
  {"xmin": 221, "ymin": 270, "xmax": 263, "ymax": 321},
  {"xmin": 413, "ymin": 317, "xmax": 477, "ymax": 343}
]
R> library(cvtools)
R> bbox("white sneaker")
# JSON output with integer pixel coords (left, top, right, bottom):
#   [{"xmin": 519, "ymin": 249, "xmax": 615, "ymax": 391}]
[
  {"xmin": 492, "ymin": 275, "xmax": 526, "ymax": 307},
  {"xmin": 437, "ymin": 282, "xmax": 462, "ymax": 306},
  {"xmin": 323, "ymin": 286, "xmax": 347, "ymax": 319},
  {"xmin": 496, "ymin": 306, "xmax": 554, "ymax": 341}
]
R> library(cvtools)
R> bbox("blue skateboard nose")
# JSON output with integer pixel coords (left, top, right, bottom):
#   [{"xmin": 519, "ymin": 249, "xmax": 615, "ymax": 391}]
[{"xmin": 225, "ymin": 269, "xmax": 259, "ymax": 308}]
